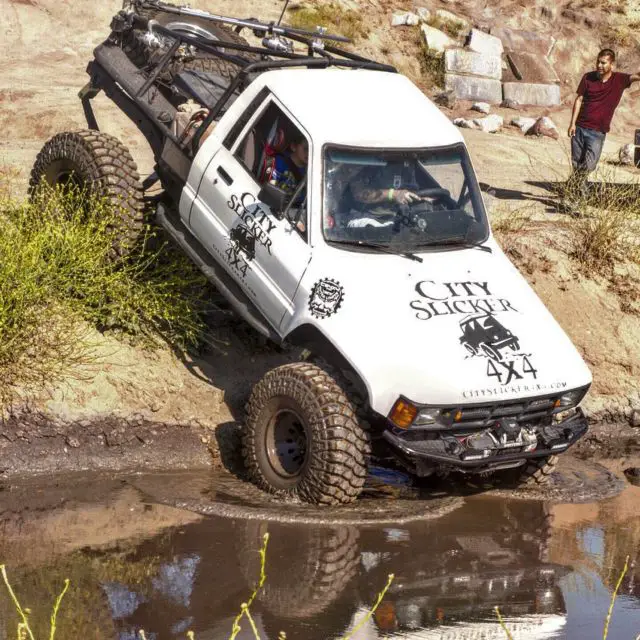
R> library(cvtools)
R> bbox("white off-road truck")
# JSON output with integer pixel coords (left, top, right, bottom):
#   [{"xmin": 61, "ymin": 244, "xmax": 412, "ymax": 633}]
[{"xmin": 30, "ymin": 0, "xmax": 592, "ymax": 505}]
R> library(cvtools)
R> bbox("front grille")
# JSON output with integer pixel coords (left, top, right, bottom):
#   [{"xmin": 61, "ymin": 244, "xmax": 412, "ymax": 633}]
[{"xmin": 441, "ymin": 396, "xmax": 558, "ymax": 430}]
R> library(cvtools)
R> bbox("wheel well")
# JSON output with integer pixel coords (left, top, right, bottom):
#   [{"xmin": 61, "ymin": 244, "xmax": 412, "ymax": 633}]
[{"xmin": 285, "ymin": 324, "xmax": 370, "ymax": 400}]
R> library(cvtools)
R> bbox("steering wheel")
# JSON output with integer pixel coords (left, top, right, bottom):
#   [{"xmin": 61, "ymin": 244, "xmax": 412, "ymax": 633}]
[{"xmin": 416, "ymin": 188, "xmax": 451, "ymax": 200}]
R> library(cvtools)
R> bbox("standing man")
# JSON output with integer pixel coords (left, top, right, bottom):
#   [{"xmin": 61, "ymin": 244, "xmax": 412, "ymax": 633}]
[{"xmin": 567, "ymin": 49, "xmax": 640, "ymax": 201}]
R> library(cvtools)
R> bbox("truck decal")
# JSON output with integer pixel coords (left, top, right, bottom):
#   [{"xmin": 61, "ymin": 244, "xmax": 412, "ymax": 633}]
[
  {"xmin": 458, "ymin": 313, "xmax": 538, "ymax": 384},
  {"xmin": 309, "ymin": 278, "xmax": 344, "ymax": 319},
  {"xmin": 411, "ymin": 280, "xmax": 518, "ymax": 321},
  {"xmin": 227, "ymin": 192, "xmax": 274, "ymax": 255}
]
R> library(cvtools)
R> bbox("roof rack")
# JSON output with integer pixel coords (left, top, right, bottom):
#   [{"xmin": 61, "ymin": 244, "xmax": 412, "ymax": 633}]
[
  {"xmin": 113, "ymin": 0, "xmax": 397, "ymax": 154},
  {"xmin": 131, "ymin": 0, "xmax": 352, "ymax": 42}
]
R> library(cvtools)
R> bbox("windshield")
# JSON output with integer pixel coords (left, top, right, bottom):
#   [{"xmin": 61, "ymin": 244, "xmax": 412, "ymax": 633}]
[{"xmin": 323, "ymin": 144, "xmax": 489, "ymax": 250}]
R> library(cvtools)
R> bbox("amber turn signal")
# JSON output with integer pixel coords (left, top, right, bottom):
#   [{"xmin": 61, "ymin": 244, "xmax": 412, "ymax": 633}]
[{"xmin": 390, "ymin": 399, "xmax": 418, "ymax": 429}]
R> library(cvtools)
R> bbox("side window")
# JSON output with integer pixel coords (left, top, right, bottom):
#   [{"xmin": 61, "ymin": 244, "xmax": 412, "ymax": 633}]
[
  {"xmin": 233, "ymin": 101, "xmax": 309, "ymax": 241},
  {"xmin": 223, "ymin": 88, "xmax": 270, "ymax": 151}
]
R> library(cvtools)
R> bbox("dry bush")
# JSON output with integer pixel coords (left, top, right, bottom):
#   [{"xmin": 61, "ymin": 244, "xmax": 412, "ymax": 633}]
[
  {"xmin": 556, "ymin": 171, "xmax": 640, "ymax": 273},
  {"xmin": 287, "ymin": 3, "xmax": 370, "ymax": 42},
  {"xmin": 0, "ymin": 184, "xmax": 211, "ymax": 407}
]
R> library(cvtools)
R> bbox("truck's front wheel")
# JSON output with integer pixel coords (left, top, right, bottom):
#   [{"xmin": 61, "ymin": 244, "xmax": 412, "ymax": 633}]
[
  {"xmin": 29, "ymin": 130, "xmax": 145, "ymax": 257},
  {"xmin": 513, "ymin": 454, "xmax": 558, "ymax": 486},
  {"xmin": 243, "ymin": 363, "xmax": 370, "ymax": 505}
]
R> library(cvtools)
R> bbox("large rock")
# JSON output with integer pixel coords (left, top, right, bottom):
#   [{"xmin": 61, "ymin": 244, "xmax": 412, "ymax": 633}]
[
  {"xmin": 526, "ymin": 116, "xmax": 559, "ymax": 140},
  {"xmin": 466, "ymin": 28, "xmax": 504, "ymax": 57},
  {"xmin": 502, "ymin": 82, "xmax": 561, "ymax": 106},
  {"xmin": 510, "ymin": 116, "xmax": 537, "ymax": 134},
  {"xmin": 453, "ymin": 117, "xmax": 478, "ymax": 129},
  {"xmin": 505, "ymin": 51, "xmax": 559, "ymax": 83},
  {"xmin": 490, "ymin": 27, "xmax": 555, "ymax": 57},
  {"xmin": 473, "ymin": 114, "xmax": 503, "ymax": 133},
  {"xmin": 392, "ymin": 11, "xmax": 419, "ymax": 26},
  {"xmin": 471, "ymin": 102, "xmax": 491, "ymax": 114},
  {"xmin": 445, "ymin": 74, "xmax": 503, "ymax": 103},
  {"xmin": 417, "ymin": 7, "xmax": 432, "ymax": 22},
  {"xmin": 444, "ymin": 49, "xmax": 502, "ymax": 80},
  {"xmin": 421, "ymin": 24, "xmax": 455, "ymax": 54}
]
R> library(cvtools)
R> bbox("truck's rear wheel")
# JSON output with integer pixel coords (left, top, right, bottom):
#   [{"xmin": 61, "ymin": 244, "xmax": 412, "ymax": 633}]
[
  {"xmin": 242, "ymin": 362, "xmax": 370, "ymax": 505},
  {"xmin": 29, "ymin": 130, "xmax": 145, "ymax": 257}
]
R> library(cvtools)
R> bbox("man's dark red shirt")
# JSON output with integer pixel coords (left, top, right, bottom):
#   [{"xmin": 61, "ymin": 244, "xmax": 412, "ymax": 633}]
[{"xmin": 576, "ymin": 71, "xmax": 631, "ymax": 133}]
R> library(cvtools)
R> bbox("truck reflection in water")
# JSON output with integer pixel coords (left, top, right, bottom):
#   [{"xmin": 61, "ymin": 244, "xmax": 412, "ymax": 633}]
[{"xmin": 101, "ymin": 498, "xmax": 570, "ymax": 640}]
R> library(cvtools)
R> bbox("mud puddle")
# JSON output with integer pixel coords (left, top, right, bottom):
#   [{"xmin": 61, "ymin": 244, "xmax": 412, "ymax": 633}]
[{"xmin": 0, "ymin": 459, "xmax": 638, "ymax": 639}]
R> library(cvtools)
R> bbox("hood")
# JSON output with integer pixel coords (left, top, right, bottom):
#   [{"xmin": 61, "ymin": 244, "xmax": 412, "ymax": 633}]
[{"xmin": 290, "ymin": 240, "xmax": 592, "ymax": 416}]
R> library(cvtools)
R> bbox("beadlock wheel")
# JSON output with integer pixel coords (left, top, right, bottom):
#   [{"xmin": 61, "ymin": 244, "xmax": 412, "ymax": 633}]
[{"xmin": 242, "ymin": 362, "xmax": 370, "ymax": 505}]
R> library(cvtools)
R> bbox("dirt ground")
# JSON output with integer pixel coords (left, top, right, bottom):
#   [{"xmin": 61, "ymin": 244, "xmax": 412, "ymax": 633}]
[{"xmin": 1, "ymin": 0, "xmax": 640, "ymax": 474}]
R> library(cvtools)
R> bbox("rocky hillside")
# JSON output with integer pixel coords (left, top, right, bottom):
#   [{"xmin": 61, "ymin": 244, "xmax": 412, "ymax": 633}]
[{"xmin": 1, "ymin": 0, "xmax": 640, "ymax": 434}]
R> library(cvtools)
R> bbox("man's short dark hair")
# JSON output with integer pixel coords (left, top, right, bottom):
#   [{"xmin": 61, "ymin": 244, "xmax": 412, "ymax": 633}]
[
  {"xmin": 290, "ymin": 132, "xmax": 307, "ymax": 146},
  {"xmin": 598, "ymin": 48, "xmax": 616, "ymax": 62}
]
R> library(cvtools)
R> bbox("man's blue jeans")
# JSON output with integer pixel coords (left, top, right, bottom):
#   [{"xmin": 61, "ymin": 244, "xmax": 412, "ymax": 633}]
[{"xmin": 569, "ymin": 126, "xmax": 606, "ymax": 199}]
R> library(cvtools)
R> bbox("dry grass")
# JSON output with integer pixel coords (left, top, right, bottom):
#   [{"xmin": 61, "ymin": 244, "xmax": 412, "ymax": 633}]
[
  {"xmin": 287, "ymin": 3, "xmax": 370, "ymax": 42},
  {"xmin": 557, "ymin": 173, "xmax": 640, "ymax": 274}
]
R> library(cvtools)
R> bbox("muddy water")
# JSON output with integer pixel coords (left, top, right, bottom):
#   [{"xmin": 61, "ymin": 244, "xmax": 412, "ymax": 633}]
[{"xmin": 0, "ymin": 462, "xmax": 638, "ymax": 639}]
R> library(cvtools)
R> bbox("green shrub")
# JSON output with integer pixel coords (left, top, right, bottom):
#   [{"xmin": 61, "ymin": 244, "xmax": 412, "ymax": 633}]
[{"xmin": 0, "ymin": 184, "xmax": 210, "ymax": 405}]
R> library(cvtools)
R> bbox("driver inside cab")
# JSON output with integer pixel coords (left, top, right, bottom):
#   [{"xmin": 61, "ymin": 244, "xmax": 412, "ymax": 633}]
[{"xmin": 351, "ymin": 159, "xmax": 424, "ymax": 209}]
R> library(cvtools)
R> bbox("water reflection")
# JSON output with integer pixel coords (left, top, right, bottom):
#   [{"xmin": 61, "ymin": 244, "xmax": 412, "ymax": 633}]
[
  {"xmin": 67, "ymin": 500, "xmax": 566, "ymax": 639},
  {"xmin": 0, "ymin": 471, "xmax": 638, "ymax": 639}
]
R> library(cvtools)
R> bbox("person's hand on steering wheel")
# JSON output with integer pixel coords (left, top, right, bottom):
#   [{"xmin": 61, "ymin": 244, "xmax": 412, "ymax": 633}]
[{"xmin": 391, "ymin": 189, "xmax": 422, "ymax": 205}]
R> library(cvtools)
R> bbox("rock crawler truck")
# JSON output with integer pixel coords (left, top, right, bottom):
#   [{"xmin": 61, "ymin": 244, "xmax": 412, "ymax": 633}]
[{"xmin": 30, "ymin": 0, "xmax": 593, "ymax": 505}]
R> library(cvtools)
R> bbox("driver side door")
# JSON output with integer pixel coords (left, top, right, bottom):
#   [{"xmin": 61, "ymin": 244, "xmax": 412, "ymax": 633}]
[{"xmin": 189, "ymin": 96, "xmax": 312, "ymax": 333}]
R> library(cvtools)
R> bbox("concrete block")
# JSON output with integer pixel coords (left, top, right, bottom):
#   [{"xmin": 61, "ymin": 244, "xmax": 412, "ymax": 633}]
[
  {"xmin": 445, "ymin": 49, "xmax": 502, "ymax": 80},
  {"xmin": 444, "ymin": 73, "xmax": 503, "ymax": 103},
  {"xmin": 505, "ymin": 51, "xmax": 559, "ymax": 83},
  {"xmin": 490, "ymin": 27, "xmax": 555, "ymax": 57},
  {"xmin": 467, "ymin": 28, "xmax": 504, "ymax": 57},
  {"xmin": 502, "ymin": 82, "xmax": 561, "ymax": 106},
  {"xmin": 421, "ymin": 24, "xmax": 455, "ymax": 54}
]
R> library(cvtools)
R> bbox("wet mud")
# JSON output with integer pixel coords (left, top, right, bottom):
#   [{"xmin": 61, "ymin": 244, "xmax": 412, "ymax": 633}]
[{"xmin": 0, "ymin": 408, "xmax": 213, "ymax": 477}]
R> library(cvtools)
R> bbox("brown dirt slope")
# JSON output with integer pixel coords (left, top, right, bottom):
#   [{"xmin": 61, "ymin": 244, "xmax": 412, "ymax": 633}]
[{"xmin": 0, "ymin": 0, "xmax": 639, "ymax": 451}]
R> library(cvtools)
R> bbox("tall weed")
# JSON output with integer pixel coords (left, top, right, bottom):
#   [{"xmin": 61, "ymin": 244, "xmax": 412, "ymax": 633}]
[{"xmin": 0, "ymin": 185, "xmax": 210, "ymax": 405}]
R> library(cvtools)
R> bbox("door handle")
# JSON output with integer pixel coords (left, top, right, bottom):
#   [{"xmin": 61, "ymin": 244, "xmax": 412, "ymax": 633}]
[{"xmin": 217, "ymin": 166, "xmax": 233, "ymax": 186}]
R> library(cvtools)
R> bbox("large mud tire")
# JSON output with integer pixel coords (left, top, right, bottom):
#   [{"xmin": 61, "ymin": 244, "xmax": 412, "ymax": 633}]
[
  {"xmin": 511, "ymin": 454, "xmax": 558, "ymax": 487},
  {"xmin": 243, "ymin": 362, "xmax": 370, "ymax": 505},
  {"xmin": 515, "ymin": 454, "xmax": 558, "ymax": 486},
  {"xmin": 29, "ymin": 130, "xmax": 144, "ymax": 257}
]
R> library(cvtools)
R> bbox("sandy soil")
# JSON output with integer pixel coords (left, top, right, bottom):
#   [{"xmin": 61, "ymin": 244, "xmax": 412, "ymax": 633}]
[{"xmin": 1, "ymin": 0, "xmax": 640, "ymax": 473}]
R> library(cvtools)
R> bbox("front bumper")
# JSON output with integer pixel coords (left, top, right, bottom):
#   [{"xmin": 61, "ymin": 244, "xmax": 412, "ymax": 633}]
[{"xmin": 383, "ymin": 409, "xmax": 588, "ymax": 474}]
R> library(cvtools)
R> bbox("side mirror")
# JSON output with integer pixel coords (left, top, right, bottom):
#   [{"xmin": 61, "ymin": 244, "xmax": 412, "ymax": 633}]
[{"xmin": 258, "ymin": 182, "xmax": 288, "ymax": 215}]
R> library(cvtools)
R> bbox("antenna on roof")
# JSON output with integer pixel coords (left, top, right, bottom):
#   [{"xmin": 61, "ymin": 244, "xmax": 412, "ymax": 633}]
[{"xmin": 277, "ymin": 0, "xmax": 290, "ymax": 27}]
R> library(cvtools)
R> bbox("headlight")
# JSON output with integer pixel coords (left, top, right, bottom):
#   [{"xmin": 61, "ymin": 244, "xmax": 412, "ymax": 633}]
[
  {"xmin": 389, "ymin": 399, "xmax": 445, "ymax": 429},
  {"xmin": 414, "ymin": 407, "xmax": 441, "ymax": 426},
  {"xmin": 553, "ymin": 386, "xmax": 589, "ymax": 412}
]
